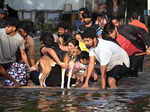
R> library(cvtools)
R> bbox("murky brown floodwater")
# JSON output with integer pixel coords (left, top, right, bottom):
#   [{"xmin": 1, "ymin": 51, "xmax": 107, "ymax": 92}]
[
  {"xmin": 0, "ymin": 39, "xmax": 150, "ymax": 112},
  {"xmin": 0, "ymin": 72, "xmax": 150, "ymax": 112}
]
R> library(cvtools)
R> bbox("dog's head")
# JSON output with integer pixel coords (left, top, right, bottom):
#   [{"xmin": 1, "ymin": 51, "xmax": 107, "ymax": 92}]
[
  {"xmin": 69, "ymin": 48, "xmax": 81, "ymax": 59},
  {"xmin": 70, "ymin": 48, "xmax": 81, "ymax": 59}
]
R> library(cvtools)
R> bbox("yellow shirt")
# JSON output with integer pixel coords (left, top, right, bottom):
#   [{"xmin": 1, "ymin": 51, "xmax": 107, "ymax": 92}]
[{"xmin": 79, "ymin": 42, "xmax": 89, "ymax": 52}]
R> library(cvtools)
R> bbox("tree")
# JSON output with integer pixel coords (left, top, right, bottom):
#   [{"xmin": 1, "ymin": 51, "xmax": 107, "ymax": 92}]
[
  {"xmin": 0, "ymin": 0, "xmax": 4, "ymax": 9},
  {"xmin": 127, "ymin": 0, "xmax": 146, "ymax": 17},
  {"xmin": 106, "ymin": 0, "xmax": 126, "ymax": 18}
]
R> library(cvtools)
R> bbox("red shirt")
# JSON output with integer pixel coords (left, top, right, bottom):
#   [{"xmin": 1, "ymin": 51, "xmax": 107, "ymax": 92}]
[
  {"xmin": 116, "ymin": 34, "xmax": 142, "ymax": 56},
  {"xmin": 129, "ymin": 20, "xmax": 149, "ymax": 32}
]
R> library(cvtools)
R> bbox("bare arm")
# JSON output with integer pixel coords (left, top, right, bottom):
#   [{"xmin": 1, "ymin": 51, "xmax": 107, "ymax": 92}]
[
  {"xmin": 45, "ymin": 48, "xmax": 67, "ymax": 68},
  {"xmin": 28, "ymin": 39, "xmax": 35, "ymax": 66},
  {"xmin": 82, "ymin": 56, "xmax": 95, "ymax": 88},
  {"xmin": 20, "ymin": 49, "xmax": 30, "ymax": 68},
  {"xmin": 100, "ymin": 65, "xmax": 107, "ymax": 89}
]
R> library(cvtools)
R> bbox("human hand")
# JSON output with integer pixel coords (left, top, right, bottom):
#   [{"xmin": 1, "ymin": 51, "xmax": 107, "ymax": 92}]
[
  {"xmin": 29, "ymin": 66, "xmax": 37, "ymax": 71},
  {"xmin": 146, "ymin": 47, "xmax": 150, "ymax": 55},
  {"xmin": 59, "ymin": 62, "xmax": 68, "ymax": 69},
  {"xmin": 82, "ymin": 82, "xmax": 89, "ymax": 88}
]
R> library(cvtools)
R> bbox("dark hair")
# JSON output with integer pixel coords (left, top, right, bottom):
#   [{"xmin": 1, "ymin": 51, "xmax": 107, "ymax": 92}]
[
  {"xmin": 111, "ymin": 16, "xmax": 121, "ymax": 22},
  {"xmin": 40, "ymin": 32, "xmax": 65, "ymax": 60},
  {"xmin": 67, "ymin": 39, "xmax": 81, "ymax": 51},
  {"xmin": 18, "ymin": 21, "xmax": 34, "ymax": 34},
  {"xmin": 5, "ymin": 17, "xmax": 19, "ymax": 27},
  {"xmin": 103, "ymin": 22, "xmax": 115, "ymax": 35},
  {"xmin": 82, "ymin": 11, "xmax": 92, "ymax": 18},
  {"xmin": 40, "ymin": 32, "xmax": 55, "ymax": 47},
  {"xmin": 77, "ymin": 51, "xmax": 89, "ymax": 60},
  {"xmin": 79, "ymin": 8, "xmax": 88, "ymax": 12},
  {"xmin": 58, "ymin": 23, "xmax": 68, "ymax": 29},
  {"xmin": 130, "ymin": 12, "xmax": 138, "ymax": 20},
  {"xmin": 82, "ymin": 28, "xmax": 96, "ymax": 39},
  {"xmin": 67, "ymin": 38, "xmax": 79, "ymax": 46}
]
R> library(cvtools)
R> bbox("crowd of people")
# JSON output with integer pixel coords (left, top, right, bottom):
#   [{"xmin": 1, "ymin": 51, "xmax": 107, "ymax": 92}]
[{"xmin": 0, "ymin": 7, "xmax": 150, "ymax": 89}]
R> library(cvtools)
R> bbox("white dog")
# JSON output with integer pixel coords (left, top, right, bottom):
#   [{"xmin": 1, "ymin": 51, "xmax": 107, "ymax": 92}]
[{"xmin": 61, "ymin": 48, "xmax": 80, "ymax": 89}]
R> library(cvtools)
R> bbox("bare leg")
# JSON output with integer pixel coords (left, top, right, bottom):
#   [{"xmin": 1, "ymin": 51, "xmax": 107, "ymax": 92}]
[
  {"xmin": 39, "ymin": 73, "xmax": 44, "ymax": 87},
  {"xmin": 67, "ymin": 70, "xmax": 72, "ymax": 89},
  {"xmin": 67, "ymin": 61, "xmax": 75, "ymax": 89},
  {"xmin": 0, "ymin": 64, "xmax": 21, "ymax": 87},
  {"xmin": 61, "ymin": 69, "xmax": 65, "ymax": 88},
  {"xmin": 93, "ymin": 72, "xmax": 98, "ymax": 81},
  {"xmin": 108, "ymin": 77, "xmax": 117, "ymax": 89}
]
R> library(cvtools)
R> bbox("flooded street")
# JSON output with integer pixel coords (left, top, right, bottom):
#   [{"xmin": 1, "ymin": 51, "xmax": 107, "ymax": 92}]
[
  {"xmin": 0, "ymin": 39, "xmax": 150, "ymax": 112},
  {"xmin": 0, "ymin": 72, "xmax": 150, "ymax": 112},
  {"xmin": 0, "ymin": 0, "xmax": 149, "ymax": 111}
]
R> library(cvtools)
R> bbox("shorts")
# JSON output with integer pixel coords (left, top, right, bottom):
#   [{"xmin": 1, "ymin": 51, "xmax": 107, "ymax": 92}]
[{"xmin": 106, "ymin": 64, "xmax": 130, "ymax": 82}]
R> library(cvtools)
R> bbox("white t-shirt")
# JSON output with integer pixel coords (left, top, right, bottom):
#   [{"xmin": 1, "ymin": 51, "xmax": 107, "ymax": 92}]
[{"xmin": 89, "ymin": 38, "xmax": 130, "ymax": 71}]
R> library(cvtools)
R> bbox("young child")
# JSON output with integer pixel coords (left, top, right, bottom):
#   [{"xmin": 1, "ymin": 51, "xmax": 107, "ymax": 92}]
[
  {"xmin": 73, "ymin": 51, "xmax": 98, "ymax": 85},
  {"xmin": 5, "ymin": 50, "xmax": 30, "ymax": 86}
]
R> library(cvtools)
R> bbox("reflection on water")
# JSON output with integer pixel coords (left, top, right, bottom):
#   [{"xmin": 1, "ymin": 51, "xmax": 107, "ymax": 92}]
[{"xmin": 0, "ymin": 73, "xmax": 150, "ymax": 112}]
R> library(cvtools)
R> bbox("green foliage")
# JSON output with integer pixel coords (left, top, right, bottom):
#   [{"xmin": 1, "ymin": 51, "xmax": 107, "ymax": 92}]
[{"xmin": 35, "ymin": 22, "xmax": 57, "ymax": 33}]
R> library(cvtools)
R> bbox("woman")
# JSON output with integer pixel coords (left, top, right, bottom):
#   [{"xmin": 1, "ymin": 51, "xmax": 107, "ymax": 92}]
[{"xmin": 30, "ymin": 32, "xmax": 67, "ymax": 87}]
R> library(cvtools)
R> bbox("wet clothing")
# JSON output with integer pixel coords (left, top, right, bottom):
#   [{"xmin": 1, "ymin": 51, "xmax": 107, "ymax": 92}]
[{"xmin": 106, "ymin": 64, "xmax": 130, "ymax": 82}]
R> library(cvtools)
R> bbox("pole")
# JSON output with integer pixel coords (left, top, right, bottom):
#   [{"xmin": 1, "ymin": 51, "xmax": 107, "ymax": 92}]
[
  {"xmin": 92, "ymin": 0, "xmax": 95, "ymax": 11},
  {"xmin": 148, "ymin": 0, "xmax": 150, "ymax": 15},
  {"xmin": 84, "ymin": 0, "xmax": 86, "ymax": 8}
]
